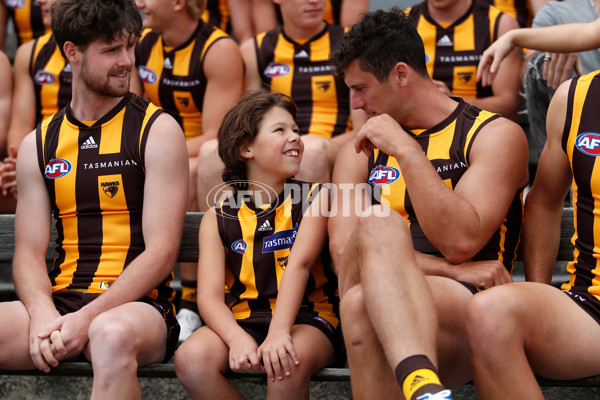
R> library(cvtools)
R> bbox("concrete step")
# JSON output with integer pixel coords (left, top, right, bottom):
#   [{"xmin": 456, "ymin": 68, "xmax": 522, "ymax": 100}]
[{"xmin": 1, "ymin": 375, "xmax": 599, "ymax": 399}]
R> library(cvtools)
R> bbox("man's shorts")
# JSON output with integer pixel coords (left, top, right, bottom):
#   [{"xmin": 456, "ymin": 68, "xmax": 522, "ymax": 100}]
[
  {"xmin": 562, "ymin": 289, "xmax": 600, "ymax": 325},
  {"xmin": 236, "ymin": 310, "xmax": 344, "ymax": 363},
  {"xmin": 52, "ymin": 291, "xmax": 180, "ymax": 363}
]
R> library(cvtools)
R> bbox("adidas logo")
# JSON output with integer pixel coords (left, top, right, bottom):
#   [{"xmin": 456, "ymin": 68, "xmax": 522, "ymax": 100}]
[
  {"xmin": 63, "ymin": 63, "xmax": 71, "ymax": 73},
  {"xmin": 258, "ymin": 220, "xmax": 273, "ymax": 232},
  {"xmin": 410, "ymin": 375, "xmax": 429, "ymax": 390},
  {"xmin": 164, "ymin": 58, "xmax": 173, "ymax": 69},
  {"xmin": 81, "ymin": 136, "xmax": 98, "ymax": 150},
  {"xmin": 436, "ymin": 35, "xmax": 453, "ymax": 47},
  {"xmin": 295, "ymin": 50, "xmax": 309, "ymax": 58}
]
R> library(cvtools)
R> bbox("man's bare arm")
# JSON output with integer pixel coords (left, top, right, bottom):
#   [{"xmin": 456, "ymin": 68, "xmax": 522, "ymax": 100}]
[
  {"xmin": 522, "ymin": 81, "xmax": 573, "ymax": 283},
  {"xmin": 354, "ymin": 113, "xmax": 529, "ymax": 264}
]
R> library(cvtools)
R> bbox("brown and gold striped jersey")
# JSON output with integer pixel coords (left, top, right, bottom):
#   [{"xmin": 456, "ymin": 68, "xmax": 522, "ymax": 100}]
[
  {"xmin": 135, "ymin": 22, "xmax": 229, "ymax": 139},
  {"xmin": 203, "ymin": 0, "xmax": 231, "ymax": 34},
  {"xmin": 254, "ymin": 23, "xmax": 351, "ymax": 139},
  {"xmin": 407, "ymin": 1, "xmax": 503, "ymax": 99},
  {"xmin": 368, "ymin": 100, "xmax": 523, "ymax": 271},
  {"xmin": 216, "ymin": 179, "xmax": 339, "ymax": 327},
  {"xmin": 30, "ymin": 33, "xmax": 71, "ymax": 124},
  {"xmin": 5, "ymin": 0, "xmax": 49, "ymax": 45},
  {"xmin": 36, "ymin": 92, "xmax": 175, "ymax": 305},
  {"xmin": 560, "ymin": 71, "xmax": 600, "ymax": 298}
]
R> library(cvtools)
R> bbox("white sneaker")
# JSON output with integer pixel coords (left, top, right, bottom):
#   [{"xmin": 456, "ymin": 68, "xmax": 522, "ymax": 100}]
[
  {"xmin": 416, "ymin": 390, "xmax": 452, "ymax": 400},
  {"xmin": 176, "ymin": 308, "xmax": 202, "ymax": 343}
]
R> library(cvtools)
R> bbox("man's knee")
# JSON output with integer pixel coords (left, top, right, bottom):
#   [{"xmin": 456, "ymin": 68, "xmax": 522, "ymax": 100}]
[
  {"xmin": 340, "ymin": 286, "xmax": 377, "ymax": 347},
  {"xmin": 355, "ymin": 207, "xmax": 411, "ymax": 250},
  {"xmin": 465, "ymin": 287, "xmax": 519, "ymax": 353},
  {"xmin": 197, "ymin": 140, "xmax": 220, "ymax": 179},
  {"xmin": 298, "ymin": 136, "xmax": 331, "ymax": 181},
  {"xmin": 88, "ymin": 314, "xmax": 140, "ymax": 358}
]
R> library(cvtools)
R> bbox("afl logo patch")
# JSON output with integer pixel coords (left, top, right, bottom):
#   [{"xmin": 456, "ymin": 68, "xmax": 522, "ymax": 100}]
[
  {"xmin": 138, "ymin": 66, "xmax": 157, "ymax": 84},
  {"xmin": 44, "ymin": 158, "xmax": 72, "ymax": 179},
  {"xmin": 231, "ymin": 239, "xmax": 247, "ymax": 255},
  {"xmin": 368, "ymin": 165, "xmax": 400, "ymax": 185},
  {"xmin": 264, "ymin": 62, "xmax": 290, "ymax": 78},
  {"xmin": 6, "ymin": 0, "xmax": 25, "ymax": 10},
  {"xmin": 34, "ymin": 70, "xmax": 55, "ymax": 86},
  {"xmin": 576, "ymin": 133, "xmax": 600, "ymax": 156}
]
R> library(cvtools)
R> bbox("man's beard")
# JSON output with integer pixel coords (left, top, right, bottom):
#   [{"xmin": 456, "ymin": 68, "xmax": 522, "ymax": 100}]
[{"xmin": 80, "ymin": 57, "xmax": 130, "ymax": 98}]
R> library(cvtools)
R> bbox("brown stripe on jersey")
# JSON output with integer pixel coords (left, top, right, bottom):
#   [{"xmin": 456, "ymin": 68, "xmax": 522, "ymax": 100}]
[
  {"xmin": 562, "ymin": 77, "xmax": 578, "ymax": 151},
  {"xmin": 203, "ymin": 0, "xmax": 231, "ymax": 33},
  {"xmin": 38, "ymin": 110, "xmax": 67, "ymax": 287}
]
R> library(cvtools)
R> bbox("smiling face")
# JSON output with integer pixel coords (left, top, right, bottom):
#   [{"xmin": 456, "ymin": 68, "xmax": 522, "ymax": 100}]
[
  {"xmin": 135, "ymin": 0, "xmax": 176, "ymax": 31},
  {"xmin": 244, "ymin": 106, "xmax": 304, "ymax": 182},
  {"xmin": 78, "ymin": 32, "xmax": 137, "ymax": 98}
]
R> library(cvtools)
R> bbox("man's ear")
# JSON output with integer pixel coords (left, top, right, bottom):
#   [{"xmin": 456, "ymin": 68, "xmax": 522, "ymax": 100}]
[
  {"xmin": 394, "ymin": 62, "xmax": 411, "ymax": 86},
  {"xmin": 63, "ymin": 41, "xmax": 79, "ymax": 65},
  {"xmin": 240, "ymin": 143, "xmax": 253, "ymax": 160}
]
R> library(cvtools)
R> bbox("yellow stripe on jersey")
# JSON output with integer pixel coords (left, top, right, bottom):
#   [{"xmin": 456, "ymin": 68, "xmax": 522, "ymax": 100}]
[
  {"xmin": 427, "ymin": 120, "xmax": 456, "ymax": 161},
  {"xmin": 99, "ymin": 108, "xmax": 124, "ymax": 154},
  {"xmin": 270, "ymin": 34, "xmax": 295, "ymax": 99},
  {"xmin": 173, "ymin": 40, "xmax": 194, "ymax": 76},
  {"xmin": 97, "ymin": 173, "xmax": 130, "ymax": 291},
  {"xmin": 375, "ymin": 150, "xmax": 410, "ymax": 224},
  {"xmin": 454, "ymin": 15, "xmax": 475, "ymax": 51},
  {"xmin": 139, "ymin": 102, "xmax": 160, "ymax": 169},
  {"xmin": 238, "ymin": 205, "xmax": 258, "ymax": 301}
]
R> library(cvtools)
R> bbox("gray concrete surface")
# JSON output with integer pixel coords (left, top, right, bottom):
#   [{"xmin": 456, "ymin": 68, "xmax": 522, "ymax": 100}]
[{"xmin": 2, "ymin": 375, "xmax": 600, "ymax": 399}]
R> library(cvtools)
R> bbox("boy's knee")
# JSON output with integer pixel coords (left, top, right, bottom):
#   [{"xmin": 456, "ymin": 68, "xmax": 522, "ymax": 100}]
[{"xmin": 174, "ymin": 340, "xmax": 221, "ymax": 384}]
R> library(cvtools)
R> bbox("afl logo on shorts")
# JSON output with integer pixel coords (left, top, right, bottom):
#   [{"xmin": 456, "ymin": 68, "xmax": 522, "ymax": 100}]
[
  {"xmin": 138, "ymin": 66, "xmax": 157, "ymax": 84},
  {"xmin": 576, "ymin": 133, "xmax": 600, "ymax": 156},
  {"xmin": 34, "ymin": 70, "xmax": 56, "ymax": 86},
  {"xmin": 264, "ymin": 63, "xmax": 290, "ymax": 78},
  {"xmin": 45, "ymin": 159, "xmax": 72, "ymax": 179},
  {"xmin": 6, "ymin": 0, "xmax": 25, "ymax": 10},
  {"xmin": 368, "ymin": 165, "xmax": 400, "ymax": 185},
  {"xmin": 231, "ymin": 239, "xmax": 247, "ymax": 255}
]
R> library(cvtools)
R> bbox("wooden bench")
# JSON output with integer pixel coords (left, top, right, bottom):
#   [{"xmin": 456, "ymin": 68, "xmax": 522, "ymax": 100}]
[{"xmin": 0, "ymin": 208, "xmax": 598, "ymax": 388}]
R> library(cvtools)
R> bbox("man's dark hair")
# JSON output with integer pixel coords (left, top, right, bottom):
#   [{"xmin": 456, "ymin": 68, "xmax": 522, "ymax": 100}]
[
  {"xmin": 51, "ymin": 0, "xmax": 142, "ymax": 58},
  {"xmin": 218, "ymin": 90, "xmax": 297, "ymax": 189},
  {"xmin": 330, "ymin": 7, "xmax": 428, "ymax": 82}
]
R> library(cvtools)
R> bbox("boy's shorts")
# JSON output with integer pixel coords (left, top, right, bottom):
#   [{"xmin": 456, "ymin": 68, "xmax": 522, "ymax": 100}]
[{"xmin": 236, "ymin": 310, "xmax": 344, "ymax": 363}]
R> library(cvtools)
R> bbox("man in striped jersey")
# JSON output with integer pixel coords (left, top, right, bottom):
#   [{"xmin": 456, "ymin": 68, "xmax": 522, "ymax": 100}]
[
  {"xmin": 329, "ymin": 8, "xmax": 528, "ymax": 400},
  {"xmin": 0, "ymin": 1, "xmax": 188, "ymax": 399}
]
